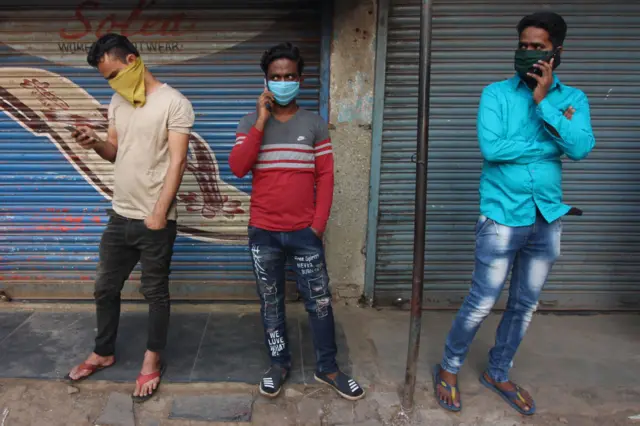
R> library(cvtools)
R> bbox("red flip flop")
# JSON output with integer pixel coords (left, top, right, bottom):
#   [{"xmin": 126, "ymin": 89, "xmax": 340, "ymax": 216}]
[
  {"xmin": 64, "ymin": 361, "xmax": 115, "ymax": 383},
  {"xmin": 131, "ymin": 362, "xmax": 167, "ymax": 403}
]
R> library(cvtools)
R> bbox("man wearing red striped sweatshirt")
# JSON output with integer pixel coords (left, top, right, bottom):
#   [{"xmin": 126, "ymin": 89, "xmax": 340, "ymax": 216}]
[{"xmin": 229, "ymin": 43, "xmax": 364, "ymax": 401}]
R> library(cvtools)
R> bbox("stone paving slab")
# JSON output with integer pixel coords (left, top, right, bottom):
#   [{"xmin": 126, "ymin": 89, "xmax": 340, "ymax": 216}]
[
  {"xmin": 0, "ymin": 309, "xmax": 350, "ymax": 384},
  {"xmin": 94, "ymin": 392, "xmax": 134, "ymax": 426},
  {"xmin": 0, "ymin": 312, "xmax": 94, "ymax": 379},
  {"xmin": 169, "ymin": 394, "xmax": 253, "ymax": 422},
  {"xmin": 0, "ymin": 311, "xmax": 32, "ymax": 342}
]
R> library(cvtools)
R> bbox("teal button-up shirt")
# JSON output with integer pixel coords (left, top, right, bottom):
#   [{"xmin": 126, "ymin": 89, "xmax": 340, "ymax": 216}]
[{"xmin": 477, "ymin": 75, "xmax": 596, "ymax": 226}]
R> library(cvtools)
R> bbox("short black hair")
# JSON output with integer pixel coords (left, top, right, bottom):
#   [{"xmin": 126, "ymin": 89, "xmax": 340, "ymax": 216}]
[
  {"xmin": 517, "ymin": 12, "xmax": 568, "ymax": 47},
  {"xmin": 87, "ymin": 33, "xmax": 140, "ymax": 67},
  {"xmin": 260, "ymin": 42, "xmax": 305, "ymax": 76}
]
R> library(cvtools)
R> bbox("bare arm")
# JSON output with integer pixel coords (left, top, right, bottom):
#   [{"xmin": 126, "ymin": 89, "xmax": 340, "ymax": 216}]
[
  {"xmin": 74, "ymin": 123, "xmax": 118, "ymax": 163},
  {"xmin": 94, "ymin": 124, "xmax": 118, "ymax": 163},
  {"xmin": 78, "ymin": 96, "xmax": 119, "ymax": 162},
  {"xmin": 150, "ymin": 130, "xmax": 189, "ymax": 220},
  {"xmin": 144, "ymin": 94, "xmax": 194, "ymax": 229}
]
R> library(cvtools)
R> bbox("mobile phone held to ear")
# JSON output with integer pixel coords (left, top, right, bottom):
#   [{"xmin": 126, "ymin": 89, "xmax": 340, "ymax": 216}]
[
  {"xmin": 531, "ymin": 47, "xmax": 560, "ymax": 76},
  {"xmin": 263, "ymin": 78, "xmax": 271, "ymax": 110}
]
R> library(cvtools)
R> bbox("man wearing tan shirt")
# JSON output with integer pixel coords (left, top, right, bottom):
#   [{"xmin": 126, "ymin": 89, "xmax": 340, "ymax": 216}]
[{"xmin": 64, "ymin": 33, "xmax": 194, "ymax": 403}]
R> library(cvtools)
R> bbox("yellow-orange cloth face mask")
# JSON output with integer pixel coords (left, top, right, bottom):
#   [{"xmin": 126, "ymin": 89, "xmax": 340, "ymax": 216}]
[{"xmin": 108, "ymin": 57, "xmax": 146, "ymax": 107}]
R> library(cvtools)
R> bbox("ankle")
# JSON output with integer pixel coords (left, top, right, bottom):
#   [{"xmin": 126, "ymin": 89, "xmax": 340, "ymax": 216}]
[
  {"xmin": 144, "ymin": 350, "xmax": 161, "ymax": 362},
  {"xmin": 91, "ymin": 353, "xmax": 113, "ymax": 362},
  {"xmin": 440, "ymin": 369, "xmax": 457, "ymax": 383}
]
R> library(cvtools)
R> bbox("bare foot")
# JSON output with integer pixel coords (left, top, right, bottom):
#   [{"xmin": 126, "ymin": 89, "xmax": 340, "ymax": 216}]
[
  {"xmin": 483, "ymin": 373, "xmax": 534, "ymax": 412},
  {"xmin": 132, "ymin": 350, "xmax": 162, "ymax": 398},
  {"xmin": 436, "ymin": 368, "xmax": 461, "ymax": 408},
  {"xmin": 67, "ymin": 353, "xmax": 115, "ymax": 381}
]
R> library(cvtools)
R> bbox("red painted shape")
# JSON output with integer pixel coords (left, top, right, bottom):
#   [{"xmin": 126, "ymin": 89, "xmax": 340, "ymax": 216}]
[{"xmin": 49, "ymin": 216, "xmax": 83, "ymax": 223}]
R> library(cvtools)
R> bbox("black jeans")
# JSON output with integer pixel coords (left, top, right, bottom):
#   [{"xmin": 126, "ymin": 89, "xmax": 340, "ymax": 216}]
[
  {"xmin": 248, "ymin": 226, "xmax": 338, "ymax": 374},
  {"xmin": 93, "ymin": 211, "xmax": 177, "ymax": 357}
]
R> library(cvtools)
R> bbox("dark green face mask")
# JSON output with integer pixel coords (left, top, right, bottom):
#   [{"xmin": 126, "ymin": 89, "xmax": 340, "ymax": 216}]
[{"xmin": 514, "ymin": 50, "xmax": 561, "ymax": 87}]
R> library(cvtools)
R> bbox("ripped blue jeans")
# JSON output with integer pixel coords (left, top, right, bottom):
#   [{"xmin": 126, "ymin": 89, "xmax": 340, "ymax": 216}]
[
  {"xmin": 248, "ymin": 226, "xmax": 338, "ymax": 374},
  {"xmin": 441, "ymin": 213, "xmax": 562, "ymax": 383}
]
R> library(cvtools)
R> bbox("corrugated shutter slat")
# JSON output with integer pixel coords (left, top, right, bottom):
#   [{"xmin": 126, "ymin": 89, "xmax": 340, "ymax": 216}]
[{"xmin": 374, "ymin": 0, "xmax": 640, "ymax": 309}]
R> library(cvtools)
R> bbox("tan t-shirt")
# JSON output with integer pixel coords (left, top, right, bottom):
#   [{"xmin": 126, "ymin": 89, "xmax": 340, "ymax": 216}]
[{"xmin": 108, "ymin": 84, "xmax": 194, "ymax": 221}]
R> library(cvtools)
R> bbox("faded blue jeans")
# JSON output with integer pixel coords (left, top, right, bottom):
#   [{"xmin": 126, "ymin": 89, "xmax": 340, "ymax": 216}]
[
  {"xmin": 248, "ymin": 226, "xmax": 338, "ymax": 374},
  {"xmin": 441, "ymin": 213, "xmax": 562, "ymax": 383}
]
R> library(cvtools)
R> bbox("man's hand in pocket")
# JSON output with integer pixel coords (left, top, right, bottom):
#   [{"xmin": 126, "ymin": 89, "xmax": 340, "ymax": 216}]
[{"xmin": 144, "ymin": 214, "xmax": 167, "ymax": 231}]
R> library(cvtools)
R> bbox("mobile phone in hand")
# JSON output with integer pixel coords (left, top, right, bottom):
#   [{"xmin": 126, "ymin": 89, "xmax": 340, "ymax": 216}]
[
  {"xmin": 263, "ymin": 78, "xmax": 272, "ymax": 111},
  {"xmin": 531, "ymin": 47, "xmax": 560, "ymax": 77}
]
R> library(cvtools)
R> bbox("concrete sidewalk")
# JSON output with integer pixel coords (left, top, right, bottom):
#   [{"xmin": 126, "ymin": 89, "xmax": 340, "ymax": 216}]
[{"xmin": 0, "ymin": 303, "xmax": 638, "ymax": 425}]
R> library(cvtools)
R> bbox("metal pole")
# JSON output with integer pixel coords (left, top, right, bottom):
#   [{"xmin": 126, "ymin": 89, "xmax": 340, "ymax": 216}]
[{"xmin": 401, "ymin": 0, "xmax": 433, "ymax": 412}]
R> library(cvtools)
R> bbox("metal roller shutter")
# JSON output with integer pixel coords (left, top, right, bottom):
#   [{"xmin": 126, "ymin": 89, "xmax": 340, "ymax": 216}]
[
  {"xmin": 0, "ymin": 0, "xmax": 326, "ymax": 300},
  {"xmin": 371, "ymin": 0, "xmax": 640, "ymax": 310}
]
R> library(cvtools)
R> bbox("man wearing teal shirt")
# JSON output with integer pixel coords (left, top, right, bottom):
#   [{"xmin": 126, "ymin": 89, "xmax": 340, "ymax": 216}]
[{"xmin": 433, "ymin": 12, "xmax": 595, "ymax": 415}]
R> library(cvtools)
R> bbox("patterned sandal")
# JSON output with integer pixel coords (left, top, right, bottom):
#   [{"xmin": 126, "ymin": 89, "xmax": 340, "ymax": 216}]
[
  {"xmin": 479, "ymin": 373, "xmax": 536, "ymax": 416},
  {"xmin": 432, "ymin": 364, "xmax": 461, "ymax": 412}
]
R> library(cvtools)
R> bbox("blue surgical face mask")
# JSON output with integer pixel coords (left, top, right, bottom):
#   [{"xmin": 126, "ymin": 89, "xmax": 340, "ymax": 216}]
[{"xmin": 267, "ymin": 81, "xmax": 300, "ymax": 106}]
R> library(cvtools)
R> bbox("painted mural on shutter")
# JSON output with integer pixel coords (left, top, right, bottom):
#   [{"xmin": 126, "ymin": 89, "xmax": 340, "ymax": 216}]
[
  {"xmin": 0, "ymin": 0, "xmax": 324, "ymax": 300},
  {"xmin": 371, "ymin": 0, "xmax": 640, "ymax": 310}
]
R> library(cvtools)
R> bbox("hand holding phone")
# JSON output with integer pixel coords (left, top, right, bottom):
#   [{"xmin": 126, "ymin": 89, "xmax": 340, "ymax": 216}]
[
  {"xmin": 526, "ymin": 48, "xmax": 559, "ymax": 104},
  {"xmin": 531, "ymin": 47, "xmax": 560, "ymax": 76},
  {"xmin": 70, "ymin": 125, "xmax": 102, "ymax": 150},
  {"xmin": 256, "ymin": 88, "xmax": 274, "ymax": 125}
]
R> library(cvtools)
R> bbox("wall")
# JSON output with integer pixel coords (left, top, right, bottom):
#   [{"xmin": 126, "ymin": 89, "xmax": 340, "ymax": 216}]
[{"xmin": 326, "ymin": 0, "xmax": 377, "ymax": 303}]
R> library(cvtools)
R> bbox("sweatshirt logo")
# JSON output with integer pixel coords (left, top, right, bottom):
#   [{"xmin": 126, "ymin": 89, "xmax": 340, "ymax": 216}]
[{"xmin": 297, "ymin": 136, "xmax": 306, "ymax": 141}]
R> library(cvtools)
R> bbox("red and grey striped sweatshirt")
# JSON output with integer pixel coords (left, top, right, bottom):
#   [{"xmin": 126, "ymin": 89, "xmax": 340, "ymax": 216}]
[{"xmin": 229, "ymin": 109, "xmax": 334, "ymax": 234}]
